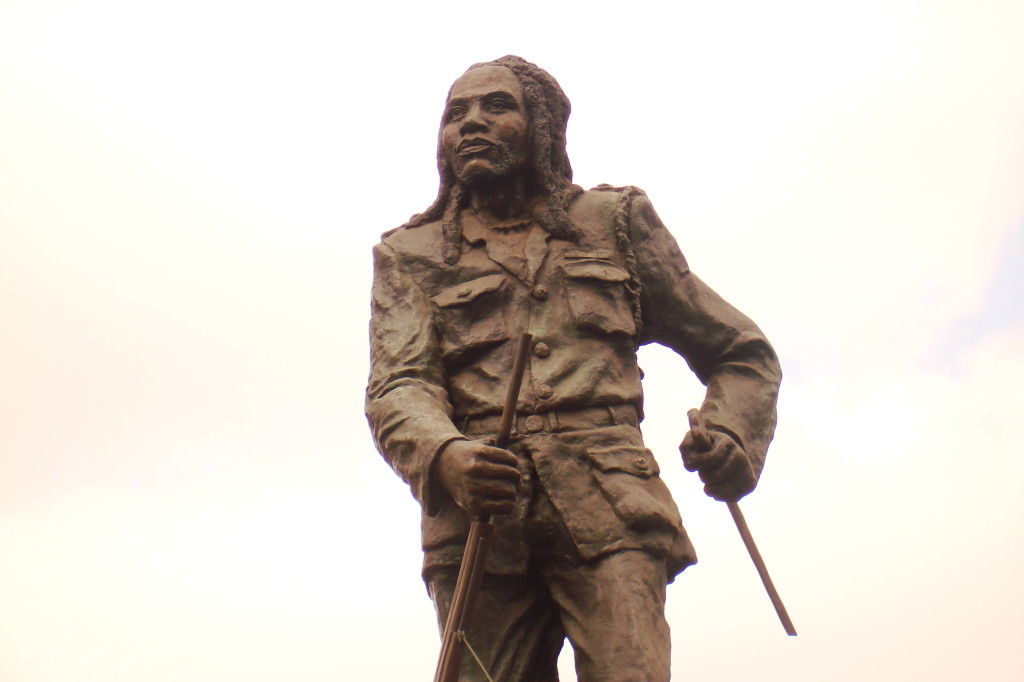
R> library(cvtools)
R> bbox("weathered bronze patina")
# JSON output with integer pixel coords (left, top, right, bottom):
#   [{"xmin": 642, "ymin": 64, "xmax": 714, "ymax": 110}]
[{"xmin": 366, "ymin": 56, "xmax": 781, "ymax": 681}]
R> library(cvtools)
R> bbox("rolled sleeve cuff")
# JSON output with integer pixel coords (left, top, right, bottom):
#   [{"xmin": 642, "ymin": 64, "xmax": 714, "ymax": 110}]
[{"xmin": 421, "ymin": 434, "xmax": 468, "ymax": 517}]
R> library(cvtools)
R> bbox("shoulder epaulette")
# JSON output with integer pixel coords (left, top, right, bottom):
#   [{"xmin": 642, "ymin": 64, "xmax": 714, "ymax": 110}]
[{"xmin": 590, "ymin": 185, "xmax": 645, "ymax": 340}]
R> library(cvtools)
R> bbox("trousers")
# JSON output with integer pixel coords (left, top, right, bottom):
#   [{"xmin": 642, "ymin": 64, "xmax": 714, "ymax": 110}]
[{"xmin": 426, "ymin": 478, "xmax": 671, "ymax": 681}]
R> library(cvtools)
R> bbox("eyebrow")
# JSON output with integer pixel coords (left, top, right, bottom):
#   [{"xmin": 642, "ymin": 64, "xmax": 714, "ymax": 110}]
[{"xmin": 446, "ymin": 90, "xmax": 519, "ymax": 108}]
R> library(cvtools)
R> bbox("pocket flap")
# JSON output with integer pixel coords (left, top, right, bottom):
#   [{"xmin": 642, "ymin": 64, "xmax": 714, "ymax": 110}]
[
  {"xmin": 564, "ymin": 249, "xmax": 615, "ymax": 260},
  {"xmin": 563, "ymin": 261, "xmax": 630, "ymax": 283},
  {"xmin": 586, "ymin": 447, "xmax": 660, "ymax": 477},
  {"xmin": 431, "ymin": 274, "xmax": 505, "ymax": 307}
]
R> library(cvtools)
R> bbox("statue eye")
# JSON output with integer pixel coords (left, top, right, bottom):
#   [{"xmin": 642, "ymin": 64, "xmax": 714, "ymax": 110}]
[
  {"xmin": 445, "ymin": 106, "xmax": 466, "ymax": 122},
  {"xmin": 487, "ymin": 100, "xmax": 510, "ymax": 112}
]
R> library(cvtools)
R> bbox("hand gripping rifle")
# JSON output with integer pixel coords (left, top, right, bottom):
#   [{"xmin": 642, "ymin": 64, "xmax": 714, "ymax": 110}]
[
  {"xmin": 686, "ymin": 408, "xmax": 797, "ymax": 636},
  {"xmin": 433, "ymin": 332, "xmax": 533, "ymax": 682}
]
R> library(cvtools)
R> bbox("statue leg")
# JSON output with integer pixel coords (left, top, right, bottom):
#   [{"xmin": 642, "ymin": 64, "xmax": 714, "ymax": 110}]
[
  {"xmin": 426, "ymin": 569, "xmax": 566, "ymax": 681},
  {"xmin": 543, "ymin": 549, "xmax": 671, "ymax": 682}
]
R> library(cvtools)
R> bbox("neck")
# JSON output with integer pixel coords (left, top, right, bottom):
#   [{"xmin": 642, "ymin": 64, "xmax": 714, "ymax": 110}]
[{"xmin": 464, "ymin": 175, "xmax": 538, "ymax": 225}]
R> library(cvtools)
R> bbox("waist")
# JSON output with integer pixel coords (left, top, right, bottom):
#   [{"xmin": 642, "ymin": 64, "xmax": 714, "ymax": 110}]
[{"xmin": 461, "ymin": 404, "xmax": 639, "ymax": 437}]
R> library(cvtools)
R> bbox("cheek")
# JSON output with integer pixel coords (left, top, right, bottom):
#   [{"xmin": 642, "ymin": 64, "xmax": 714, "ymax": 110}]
[
  {"xmin": 441, "ymin": 126, "xmax": 457, "ymax": 151},
  {"xmin": 441, "ymin": 127, "xmax": 459, "ymax": 163},
  {"xmin": 505, "ymin": 122, "xmax": 529, "ymax": 154}
]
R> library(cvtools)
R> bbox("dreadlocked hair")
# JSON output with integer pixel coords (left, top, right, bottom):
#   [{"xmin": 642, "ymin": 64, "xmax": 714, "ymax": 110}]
[{"xmin": 403, "ymin": 56, "xmax": 584, "ymax": 265}]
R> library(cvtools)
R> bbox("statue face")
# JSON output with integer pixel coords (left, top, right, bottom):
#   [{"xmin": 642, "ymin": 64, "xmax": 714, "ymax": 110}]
[{"xmin": 442, "ymin": 66, "xmax": 530, "ymax": 188}]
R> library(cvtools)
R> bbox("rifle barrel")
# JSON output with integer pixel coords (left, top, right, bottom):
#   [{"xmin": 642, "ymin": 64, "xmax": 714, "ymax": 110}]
[{"xmin": 434, "ymin": 332, "xmax": 533, "ymax": 682}]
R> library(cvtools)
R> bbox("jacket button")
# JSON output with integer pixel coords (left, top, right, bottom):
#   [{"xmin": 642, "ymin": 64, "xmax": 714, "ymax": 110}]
[
  {"xmin": 536, "ymin": 384, "xmax": 553, "ymax": 399},
  {"xmin": 533, "ymin": 342, "xmax": 551, "ymax": 358},
  {"xmin": 531, "ymin": 286, "xmax": 549, "ymax": 301},
  {"xmin": 633, "ymin": 457, "xmax": 648, "ymax": 470},
  {"xmin": 524, "ymin": 415, "xmax": 544, "ymax": 433}
]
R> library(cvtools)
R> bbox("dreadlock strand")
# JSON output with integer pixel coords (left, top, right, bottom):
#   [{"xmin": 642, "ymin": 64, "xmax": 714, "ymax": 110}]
[{"xmin": 440, "ymin": 185, "xmax": 466, "ymax": 265}]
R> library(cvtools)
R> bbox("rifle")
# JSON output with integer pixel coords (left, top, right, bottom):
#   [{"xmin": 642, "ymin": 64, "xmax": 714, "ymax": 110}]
[
  {"xmin": 433, "ymin": 332, "xmax": 533, "ymax": 682},
  {"xmin": 686, "ymin": 409, "xmax": 797, "ymax": 636}
]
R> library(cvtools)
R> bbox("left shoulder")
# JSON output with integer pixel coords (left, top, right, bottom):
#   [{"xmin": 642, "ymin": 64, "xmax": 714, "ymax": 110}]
[
  {"xmin": 575, "ymin": 184, "xmax": 651, "ymax": 214},
  {"xmin": 568, "ymin": 185, "xmax": 655, "ymax": 229}
]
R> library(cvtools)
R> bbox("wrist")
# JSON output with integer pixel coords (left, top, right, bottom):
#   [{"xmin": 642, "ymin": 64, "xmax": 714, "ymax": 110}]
[{"xmin": 426, "ymin": 437, "xmax": 467, "ymax": 515}]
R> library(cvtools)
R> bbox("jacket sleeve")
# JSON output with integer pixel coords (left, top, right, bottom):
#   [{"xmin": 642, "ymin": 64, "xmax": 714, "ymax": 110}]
[
  {"xmin": 365, "ymin": 241, "xmax": 466, "ymax": 514},
  {"xmin": 629, "ymin": 193, "xmax": 782, "ymax": 478}
]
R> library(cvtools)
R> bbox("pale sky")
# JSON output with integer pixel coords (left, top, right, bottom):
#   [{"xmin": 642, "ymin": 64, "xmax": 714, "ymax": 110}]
[{"xmin": 1, "ymin": 1, "xmax": 1023, "ymax": 680}]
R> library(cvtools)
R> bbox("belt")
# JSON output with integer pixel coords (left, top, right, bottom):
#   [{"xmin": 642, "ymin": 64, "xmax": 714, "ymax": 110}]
[{"xmin": 461, "ymin": 404, "xmax": 639, "ymax": 437}]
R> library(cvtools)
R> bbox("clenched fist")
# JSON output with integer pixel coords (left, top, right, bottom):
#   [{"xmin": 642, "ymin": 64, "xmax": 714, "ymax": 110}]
[
  {"xmin": 680, "ymin": 426, "xmax": 757, "ymax": 502},
  {"xmin": 435, "ymin": 439, "xmax": 521, "ymax": 516}
]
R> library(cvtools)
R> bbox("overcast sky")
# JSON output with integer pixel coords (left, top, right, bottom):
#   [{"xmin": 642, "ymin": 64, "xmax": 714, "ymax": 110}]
[{"xmin": 2, "ymin": 1, "xmax": 1022, "ymax": 680}]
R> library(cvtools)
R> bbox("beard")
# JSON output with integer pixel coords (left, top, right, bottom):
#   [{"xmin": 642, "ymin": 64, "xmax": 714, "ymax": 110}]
[{"xmin": 453, "ymin": 143, "xmax": 525, "ymax": 189}]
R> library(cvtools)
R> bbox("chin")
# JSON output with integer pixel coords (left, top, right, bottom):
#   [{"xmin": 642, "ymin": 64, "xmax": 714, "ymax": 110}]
[{"xmin": 456, "ymin": 163, "xmax": 512, "ymax": 189}]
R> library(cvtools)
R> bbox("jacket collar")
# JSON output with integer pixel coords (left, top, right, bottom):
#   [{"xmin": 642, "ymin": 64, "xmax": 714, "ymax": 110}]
[{"xmin": 462, "ymin": 213, "xmax": 550, "ymax": 286}]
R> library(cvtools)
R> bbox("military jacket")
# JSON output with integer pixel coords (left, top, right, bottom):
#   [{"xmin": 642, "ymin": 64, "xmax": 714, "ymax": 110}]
[{"xmin": 366, "ymin": 187, "xmax": 781, "ymax": 576}]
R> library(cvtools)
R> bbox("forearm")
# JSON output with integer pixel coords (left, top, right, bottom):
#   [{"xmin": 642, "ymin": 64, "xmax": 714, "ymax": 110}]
[
  {"xmin": 628, "ymin": 193, "xmax": 781, "ymax": 475},
  {"xmin": 366, "ymin": 241, "xmax": 465, "ymax": 511},
  {"xmin": 366, "ymin": 379, "xmax": 466, "ymax": 505}
]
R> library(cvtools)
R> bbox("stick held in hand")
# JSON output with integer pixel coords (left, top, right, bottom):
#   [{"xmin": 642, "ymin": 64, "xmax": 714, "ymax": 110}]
[
  {"xmin": 434, "ymin": 333, "xmax": 533, "ymax": 682},
  {"xmin": 687, "ymin": 409, "xmax": 797, "ymax": 637}
]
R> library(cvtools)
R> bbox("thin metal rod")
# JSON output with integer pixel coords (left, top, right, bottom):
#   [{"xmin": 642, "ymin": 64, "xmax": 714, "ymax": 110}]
[
  {"xmin": 686, "ymin": 409, "xmax": 797, "ymax": 636},
  {"xmin": 726, "ymin": 500, "xmax": 797, "ymax": 636}
]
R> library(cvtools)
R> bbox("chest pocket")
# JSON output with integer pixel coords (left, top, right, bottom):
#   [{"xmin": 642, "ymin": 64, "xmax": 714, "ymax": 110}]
[
  {"xmin": 431, "ymin": 273, "xmax": 509, "ymax": 360},
  {"xmin": 561, "ymin": 252, "xmax": 637, "ymax": 337}
]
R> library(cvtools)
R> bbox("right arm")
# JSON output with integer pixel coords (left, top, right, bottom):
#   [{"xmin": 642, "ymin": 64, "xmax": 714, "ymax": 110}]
[{"xmin": 365, "ymin": 242, "xmax": 517, "ymax": 515}]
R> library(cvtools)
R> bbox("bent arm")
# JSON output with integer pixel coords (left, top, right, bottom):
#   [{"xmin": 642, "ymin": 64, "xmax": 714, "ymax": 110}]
[
  {"xmin": 365, "ymin": 242, "xmax": 465, "ymax": 513},
  {"xmin": 630, "ymin": 194, "xmax": 781, "ymax": 478}
]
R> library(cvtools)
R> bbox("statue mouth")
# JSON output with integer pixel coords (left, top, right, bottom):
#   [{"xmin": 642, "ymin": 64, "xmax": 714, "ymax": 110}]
[{"xmin": 457, "ymin": 138, "xmax": 496, "ymax": 154}]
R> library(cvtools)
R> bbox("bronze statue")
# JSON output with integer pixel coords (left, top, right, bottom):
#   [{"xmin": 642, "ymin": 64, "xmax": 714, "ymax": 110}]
[{"xmin": 366, "ymin": 56, "xmax": 782, "ymax": 681}]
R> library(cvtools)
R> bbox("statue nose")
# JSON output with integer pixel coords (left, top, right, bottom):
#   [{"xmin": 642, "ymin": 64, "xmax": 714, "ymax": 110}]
[{"xmin": 459, "ymin": 106, "xmax": 488, "ymax": 133}]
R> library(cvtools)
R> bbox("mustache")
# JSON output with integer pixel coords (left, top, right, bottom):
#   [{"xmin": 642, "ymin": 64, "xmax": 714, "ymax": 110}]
[{"xmin": 456, "ymin": 137, "xmax": 500, "ymax": 153}]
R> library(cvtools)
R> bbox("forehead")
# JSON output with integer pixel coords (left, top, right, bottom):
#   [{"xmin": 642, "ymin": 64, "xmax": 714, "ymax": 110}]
[{"xmin": 447, "ymin": 66, "xmax": 523, "ymax": 102}]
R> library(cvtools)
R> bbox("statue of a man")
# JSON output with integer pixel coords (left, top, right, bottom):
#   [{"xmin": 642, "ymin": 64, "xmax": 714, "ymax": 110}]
[{"xmin": 366, "ymin": 55, "xmax": 781, "ymax": 681}]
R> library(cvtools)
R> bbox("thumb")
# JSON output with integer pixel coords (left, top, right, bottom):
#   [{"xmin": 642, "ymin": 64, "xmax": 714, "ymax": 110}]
[{"xmin": 686, "ymin": 409, "xmax": 713, "ymax": 451}]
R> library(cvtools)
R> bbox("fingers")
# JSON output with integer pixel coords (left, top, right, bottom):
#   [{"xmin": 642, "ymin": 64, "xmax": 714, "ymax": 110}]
[
  {"xmin": 704, "ymin": 467, "xmax": 756, "ymax": 501},
  {"xmin": 474, "ymin": 443, "xmax": 520, "ymax": 470},
  {"xmin": 701, "ymin": 446, "xmax": 756, "ymax": 501},
  {"xmin": 465, "ymin": 481, "xmax": 518, "ymax": 516},
  {"xmin": 681, "ymin": 431, "xmax": 757, "ymax": 502},
  {"xmin": 465, "ymin": 443, "xmax": 520, "ymax": 482},
  {"xmin": 685, "ymin": 409, "xmax": 713, "ymax": 451},
  {"xmin": 465, "ymin": 460, "xmax": 520, "ymax": 493},
  {"xmin": 464, "ymin": 444, "xmax": 520, "ymax": 515},
  {"xmin": 680, "ymin": 430, "xmax": 718, "ymax": 472},
  {"xmin": 704, "ymin": 480, "xmax": 753, "ymax": 502},
  {"xmin": 697, "ymin": 443, "xmax": 746, "ymax": 484},
  {"xmin": 437, "ymin": 440, "xmax": 522, "ymax": 516}
]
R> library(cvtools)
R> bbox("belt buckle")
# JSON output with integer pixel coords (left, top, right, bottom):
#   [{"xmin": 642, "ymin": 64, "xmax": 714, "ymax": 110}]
[{"xmin": 523, "ymin": 414, "xmax": 545, "ymax": 434}]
